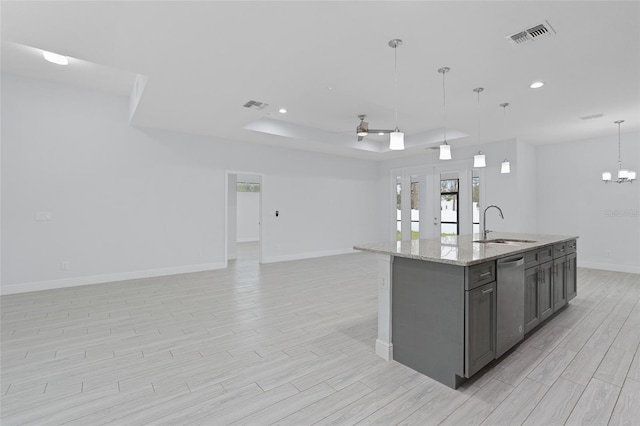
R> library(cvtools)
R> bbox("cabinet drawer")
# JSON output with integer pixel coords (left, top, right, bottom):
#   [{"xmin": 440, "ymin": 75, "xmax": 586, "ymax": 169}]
[
  {"xmin": 565, "ymin": 239, "xmax": 577, "ymax": 254},
  {"xmin": 538, "ymin": 246, "xmax": 553, "ymax": 263},
  {"xmin": 553, "ymin": 243, "xmax": 567, "ymax": 258},
  {"xmin": 466, "ymin": 261, "xmax": 496, "ymax": 290},
  {"xmin": 525, "ymin": 250, "xmax": 540, "ymax": 269}
]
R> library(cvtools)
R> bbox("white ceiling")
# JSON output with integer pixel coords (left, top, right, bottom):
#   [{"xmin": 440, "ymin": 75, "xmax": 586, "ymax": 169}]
[{"xmin": 2, "ymin": 1, "xmax": 639, "ymax": 161}]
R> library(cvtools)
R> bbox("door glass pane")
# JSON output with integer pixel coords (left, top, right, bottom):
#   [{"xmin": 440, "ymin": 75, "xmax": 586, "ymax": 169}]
[
  {"xmin": 396, "ymin": 176, "xmax": 402, "ymax": 241},
  {"xmin": 411, "ymin": 180, "xmax": 419, "ymax": 240},
  {"xmin": 440, "ymin": 178, "xmax": 459, "ymax": 236},
  {"xmin": 440, "ymin": 179, "xmax": 459, "ymax": 193}
]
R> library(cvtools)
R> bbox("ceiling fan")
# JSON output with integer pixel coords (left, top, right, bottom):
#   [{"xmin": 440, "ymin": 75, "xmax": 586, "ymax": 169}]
[{"xmin": 355, "ymin": 115, "xmax": 394, "ymax": 141}]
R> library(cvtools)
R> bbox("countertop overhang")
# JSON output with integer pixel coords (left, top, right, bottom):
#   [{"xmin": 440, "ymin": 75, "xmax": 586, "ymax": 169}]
[{"xmin": 354, "ymin": 233, "xmax": 578, "ymax": 266}]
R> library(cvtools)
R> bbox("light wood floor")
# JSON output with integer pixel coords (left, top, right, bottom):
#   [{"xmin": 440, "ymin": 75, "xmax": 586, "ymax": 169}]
[{"xmin": 1, "ymin": 244, "xmax": 639, "ymax": 425}]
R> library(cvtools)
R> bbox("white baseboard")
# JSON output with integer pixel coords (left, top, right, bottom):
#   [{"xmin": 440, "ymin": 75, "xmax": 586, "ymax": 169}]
[
  {"xmin": 376, "ymin": 339, "xmax": 393, "ymax": 361},
  {"xmin": 237, "ymin": 238, "xmax": 259, "ymax": 243},
  {"xmin": 578, "ymin": 261, "xmax": 640, "ymax": 274},
  {"xmin": 0, "ymin": 262, "xmax": 227, "ymax": 296},
  {"xmin": 261, "ymin": 248, "xmax": 356, "ymax": 264}
]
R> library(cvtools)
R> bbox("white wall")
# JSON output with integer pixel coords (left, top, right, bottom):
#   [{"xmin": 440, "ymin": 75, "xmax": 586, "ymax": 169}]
[
  {"xmin": 1, "ymin": 73, "xmax": 380, "ymax": 294},
  {"xmin": 237, "ymin": 191, "xmax": 260, "ymax": 242},
  {"xmin": 516, "ymin": 139, "xmax": 538, "ymax": 233},
  {"xmin": 227, "ymin": 174, "xmax": 238, "ymax": 259},
  {"xmin": 536, "ymin": 133, "xmax": 640, "ymax": 273}
]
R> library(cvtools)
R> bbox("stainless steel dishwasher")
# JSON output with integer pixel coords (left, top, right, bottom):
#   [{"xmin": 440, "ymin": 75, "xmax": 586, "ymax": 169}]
[{"xmin": 496, "ymin": 254, "xmax": 525, "ymax": 358}]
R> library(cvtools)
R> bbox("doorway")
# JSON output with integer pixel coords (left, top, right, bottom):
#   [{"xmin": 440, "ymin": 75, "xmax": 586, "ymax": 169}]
[
  {"xmin": 393, "ymin": 163, "xmax": 479, "ymax": 240},
  {"xmin": 226, "ymin": 172, "xmax": 264, "ymax": 264}
]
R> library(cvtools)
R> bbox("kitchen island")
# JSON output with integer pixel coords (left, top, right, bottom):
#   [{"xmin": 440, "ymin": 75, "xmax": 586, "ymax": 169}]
[{"xmin": 354, "ymin": 233, "xmax": 578, "ymax": 389}]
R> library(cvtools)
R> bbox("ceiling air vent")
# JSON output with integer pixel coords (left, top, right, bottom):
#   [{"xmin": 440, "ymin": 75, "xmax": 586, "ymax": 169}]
[
  {"xmin": 580, "ymin": 113, "xmax": 604, "ymax": 120},
  {"xmin": 243, "ymin": 100, "xmax": 269, "ymax": 110},
  {"xmin": 507, "ymin": 20, "xmax": 556, "ymax": 46}
]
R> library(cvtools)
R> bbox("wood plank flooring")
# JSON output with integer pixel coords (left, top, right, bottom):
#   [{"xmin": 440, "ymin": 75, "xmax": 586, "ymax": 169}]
[{"xmin": 1, "ymin": 243, "xmax": 639, "ymax": 425}]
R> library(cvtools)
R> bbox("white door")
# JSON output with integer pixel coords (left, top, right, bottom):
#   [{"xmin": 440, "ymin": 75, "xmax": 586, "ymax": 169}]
[{"xmin": 393, "ymin": 163, "xmax": 481, "ymax": 240}]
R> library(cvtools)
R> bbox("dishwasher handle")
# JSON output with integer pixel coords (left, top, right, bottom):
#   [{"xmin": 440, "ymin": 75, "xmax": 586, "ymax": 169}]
[{"xmin": 497, "ymin": 256, "xmax": 525, "ymax": 267}]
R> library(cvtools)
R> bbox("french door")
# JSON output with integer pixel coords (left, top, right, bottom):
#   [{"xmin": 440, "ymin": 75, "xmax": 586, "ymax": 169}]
[{"xmin": 393, "ymin": 163, "xmax": 483, "ymax": 241}]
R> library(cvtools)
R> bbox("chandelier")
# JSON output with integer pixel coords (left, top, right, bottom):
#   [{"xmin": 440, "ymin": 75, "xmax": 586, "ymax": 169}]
[{"xmin": 602, "ymin": 120, "xmax": 636, "ymax": 183}]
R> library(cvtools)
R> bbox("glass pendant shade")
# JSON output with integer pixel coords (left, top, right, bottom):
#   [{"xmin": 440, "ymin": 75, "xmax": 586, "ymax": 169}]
[
  {"xmin": 389, "ymin": 131, "xmax": 405, "ymax": 150},
  {"xmin": 618, "ymin": 169, "xmax": 629, "ymax": 180},
  {"xmin": 501, "ymin": 160, "xmax": 511, "ymax": 174},
  {"xmin": 602, "ymin": 172, "xmax": 612, "ymax": 181},
  {"xmin": 628, "ymin": 171, "xmax": 637, "ymax": 180},
  {"xmin": 439, "ymin": 143, "xmax": 451, "ymax": 160},
  {"xmin": 473, "ymin": 152, "xmax": 486, "ymax": 168}
]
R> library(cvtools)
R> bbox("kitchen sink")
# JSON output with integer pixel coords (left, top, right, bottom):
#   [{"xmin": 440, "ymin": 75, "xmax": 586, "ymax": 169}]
[{"xmin": 473, "ymin": 238, "xmax": 537, "ymax": 244}]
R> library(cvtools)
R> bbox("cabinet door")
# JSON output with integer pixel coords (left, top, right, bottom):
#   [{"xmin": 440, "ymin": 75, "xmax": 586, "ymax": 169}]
[
  {"xmin": 539, "ymin": 261, "xmax": 554, "ymax": 322},
  {"xmin": 465, "ymin": 281, "xmax": 496, "ymax": 377},
  {"xmin": 524, "ymin": 267, "xmax": 540, "ymax": 333},
  {"xmin": 566, "ymin": 253, "xmax": 577, "ymax": 301},
  {"xmin": 553, "ymin": 257, "xmax": 567, "ymax": 311}
]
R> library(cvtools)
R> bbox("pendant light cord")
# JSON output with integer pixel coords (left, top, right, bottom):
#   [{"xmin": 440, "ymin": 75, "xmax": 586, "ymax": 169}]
[
  {"xmin": 477, "ymin": 90, "xmax": 481, "ymax": 144},
  {"xmin": 618, "ymin": 121, "xmax": 622, "ymax": 169},
  {"xmin": 503, "ymin": 104, "xmax": 506, "ymax": 136},
  {"xmin": 394, "ymin": 46, "xmax": 398, "ymax": 130},
  {"xmin": 501, "ymin": 102, "xmax": 509, "ymax": 161},
  {"xmin": 442, "ymin": 71, "xmax": 447, "ymax": 143}
]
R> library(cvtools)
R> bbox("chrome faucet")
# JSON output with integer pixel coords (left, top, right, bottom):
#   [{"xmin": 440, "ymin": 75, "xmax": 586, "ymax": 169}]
[{"xmin": 483, "ymin": 205, "xmax": 504, "ymax": 239}]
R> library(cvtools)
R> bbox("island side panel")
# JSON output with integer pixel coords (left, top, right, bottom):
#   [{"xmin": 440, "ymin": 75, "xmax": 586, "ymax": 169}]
[
  {"xmin": 375, "ymin": 253, "xmax": 393, "ymax": 360},
  {"xmin": 392, "ymin": 257, "xmax": 465, "ymax": 388}
]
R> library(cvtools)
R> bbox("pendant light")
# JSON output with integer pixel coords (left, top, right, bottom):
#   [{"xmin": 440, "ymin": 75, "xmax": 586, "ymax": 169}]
[
  {"xmin": 388, "ymin": 39, "xmax": 404, "ymax": 150},
  {"xmin": 438, "ymin": 67, "xmax": 451, "ymax": 160},
  {"xmin": 473, "ymin": 87, "xmax": 486, "ymax": 168},
  {"xmin": 499, "ymin": 103, "xmax": 511, "ymax": 174},
  {"xmin": 602, "ymin": 120, "xmax": 636, "ymax": 183}
]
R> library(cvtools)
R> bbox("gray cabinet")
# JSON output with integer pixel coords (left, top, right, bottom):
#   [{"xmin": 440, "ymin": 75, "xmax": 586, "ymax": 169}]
[
  {"xmin": 389, "ymin": 240, "xmax": 577, "ymax": 389},
  {"xmin": 524, "ymin": 266, "xmax": 540, "ymax": 333},
  {"xmin": 566, "ymin": 252, "xmax": 577, "ymax": 301},
  {"xmin": 539, "ymin": 260, "xmax": 554, "ymax": 322},
  {"xmin": 553, "ymin": 254, "xmax": 567, "ymax": 311},
  {"xmin": 466, "ymin": 262, "xmax": 496, "ymax": 289},
  {"xmin": 525, "ymin": 241, "xmax": 577, "ymax": 333},
  {"xmin": 465, "ymin": 281, "xmax": 496, "ymax": 377}
]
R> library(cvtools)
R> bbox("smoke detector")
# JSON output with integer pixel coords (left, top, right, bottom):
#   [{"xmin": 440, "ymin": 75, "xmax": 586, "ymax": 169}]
[{"xmin": 507, "ymin": 20, "xmax": 556, "ymax": 46}]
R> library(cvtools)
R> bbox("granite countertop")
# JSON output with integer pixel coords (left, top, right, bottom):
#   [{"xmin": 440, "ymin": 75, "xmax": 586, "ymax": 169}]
[{"xmin": 354, "ymin": 233, "xmax": 578, "ymax": 266}]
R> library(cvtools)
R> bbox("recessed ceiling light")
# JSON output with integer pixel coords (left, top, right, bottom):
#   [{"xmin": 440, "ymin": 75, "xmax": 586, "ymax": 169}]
[
  {"xmin": 529, "ymin": 81, "xmax": 544, "ymax": 89},
  {"xmin": 278, "ymin": 108, "xmax": 287, "ymax": 114},
  {"xmin": 42, "ymin": 50, "xmax": 68, "ymax": 65}
]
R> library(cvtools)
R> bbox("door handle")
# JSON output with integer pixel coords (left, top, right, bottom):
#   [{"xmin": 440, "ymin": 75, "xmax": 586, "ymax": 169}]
[{"xmin": 482, "ymin": 288, "xmax": 494, "ymax": 294}]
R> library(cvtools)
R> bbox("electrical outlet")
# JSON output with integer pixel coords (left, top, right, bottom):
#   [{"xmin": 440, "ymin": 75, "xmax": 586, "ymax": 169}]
[{"xmin": 61, "ymin": 261, "xmax": 69, "ymax": 271}]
